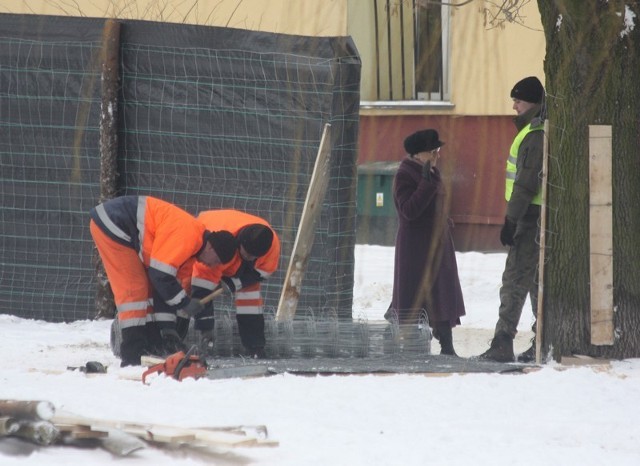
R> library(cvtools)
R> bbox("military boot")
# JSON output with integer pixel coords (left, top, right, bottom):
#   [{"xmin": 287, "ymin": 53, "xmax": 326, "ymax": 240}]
[
  {"xmin": 479, "ymin": 331, "xmax": 514, "ymax": 362},
  {"xmin": 517, "ymin": 339, "xmax": 536, "ymax": 363}
]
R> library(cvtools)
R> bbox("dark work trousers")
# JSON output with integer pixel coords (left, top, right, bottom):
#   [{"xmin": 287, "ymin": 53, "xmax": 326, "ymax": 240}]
[{"xmin": 495, "ymin": 214, "xmax": 540, "ymax": 338}]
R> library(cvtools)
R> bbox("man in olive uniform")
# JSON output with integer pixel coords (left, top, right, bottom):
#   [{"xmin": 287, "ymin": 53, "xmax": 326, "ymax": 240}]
[{"xmin": 479, "ymin": 76, "xmax": 545, "ymax": 363}]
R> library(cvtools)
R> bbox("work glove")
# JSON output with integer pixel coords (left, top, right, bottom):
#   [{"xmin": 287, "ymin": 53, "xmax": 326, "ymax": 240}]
[
  {"xmin": 500, "ymin": 216, "xmax": 517, "ymax": 247},
  {"xmin": 236, "ymin": 260, "xmax": 264, "ymax": 288},
  {"xmin": 422, "ymin": 161, "xmax": 432, "ymax": 181},
  {"xmin": 182, "ymin": 298, "xmax": 204, "ymax": 318}
]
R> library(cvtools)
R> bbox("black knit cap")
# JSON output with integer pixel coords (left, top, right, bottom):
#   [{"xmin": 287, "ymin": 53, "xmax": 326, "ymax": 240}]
[
  {"xmin": 403, "ymin": 129, "xmax": 444, "ymax": 156},
  {"xmin": 207, "ymin": 230, "xmax": 238, "ymax": 264},
  {"xmin": 238, "ymin": 224, "xmax": 274, "ymax": 257},
  {"xmin": 510, "ymin": 76, "xmax": 544, "ymax": 104}
]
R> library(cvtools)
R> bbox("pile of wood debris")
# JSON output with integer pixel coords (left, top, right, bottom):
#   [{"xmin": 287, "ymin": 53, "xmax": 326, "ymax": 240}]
[{"xmin": 0, "ymin": 399, "xmax": 277, "ymax": 457}]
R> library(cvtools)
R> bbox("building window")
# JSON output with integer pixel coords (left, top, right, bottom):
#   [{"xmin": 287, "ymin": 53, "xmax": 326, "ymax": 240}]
[{"xmin": 351, "ymin": 0, "xmax": 451, "ymax": 105}]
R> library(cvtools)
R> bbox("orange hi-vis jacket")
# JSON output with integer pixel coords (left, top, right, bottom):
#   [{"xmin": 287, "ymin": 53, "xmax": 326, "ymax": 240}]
[
  {"xmin": 90, "ymin": 196, "xmax": 207, "ymax": 315},
  {"xmin": 189, "ymin": 210, "xmax": 280, "ymax": 316}
]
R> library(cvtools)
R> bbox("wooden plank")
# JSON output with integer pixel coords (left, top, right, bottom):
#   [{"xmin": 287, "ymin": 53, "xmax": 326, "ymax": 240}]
[
  {"xmin": 560, "ymin": 354, "xmax": 611, "ymax": 367},
  {"xmin": 123, "ymin": 426, "xmax": 196, "ymax": 443},
  {"xmin": 67, "ymin": 429, "xmax": 109, "ymax": 439},
  {"xmin": 140, "ymin": 355, "xmax": 166, "ymax": 367},
  {"xmin": 51, "ymin": 412, "xmax": 265, "ymax": 448},
  {"xmin": 588, "ymin": 125, "xmax": 614, "ymax": 345},
  {"xmin": 276, "ymin": 123, "xmax": 332, "ymax": 321},
  {"xmin": 535, "ymin": 120, "xmax": 549, "ymax": 363}
]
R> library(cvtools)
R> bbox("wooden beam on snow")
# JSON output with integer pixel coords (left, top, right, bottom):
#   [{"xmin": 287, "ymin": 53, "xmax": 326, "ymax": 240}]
[{"xmin": 588, "ymin": 125, "xmax": 614, "ymax": 345}]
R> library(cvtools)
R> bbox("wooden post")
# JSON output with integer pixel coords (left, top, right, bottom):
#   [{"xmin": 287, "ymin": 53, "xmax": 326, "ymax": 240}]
[
  {"xmin": 94, "ymin": 19, "xmax": 121, "ymax": 319},
  {"xmin": 99, "ymin": 18, "xmax": 120, "ymax": 203},
  {"xmin": 535, "ymin": 120, "xmax": 549, "ymax": 364},
  {"xmin": 588, "ymin": 125, "xmax": 614, "ymax": 345},
  {"xmin": 276, "ymin": 124, "xmax": 332, "ymax": 321}
]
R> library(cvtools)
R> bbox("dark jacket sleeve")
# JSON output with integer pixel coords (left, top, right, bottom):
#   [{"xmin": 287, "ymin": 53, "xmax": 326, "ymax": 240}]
[
  {"xmin": 394, "ymin": 163, "xmax": 438, "ymax": 222},
  {"xmin": 506, "ymin": 130, "xmax": 544, "ymax": 221}
]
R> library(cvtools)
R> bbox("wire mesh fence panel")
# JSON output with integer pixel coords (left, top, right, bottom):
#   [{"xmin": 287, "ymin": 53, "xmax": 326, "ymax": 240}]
[{"xmin": 0, "ymin": 14, "xmax": 360, "ymax": 323}]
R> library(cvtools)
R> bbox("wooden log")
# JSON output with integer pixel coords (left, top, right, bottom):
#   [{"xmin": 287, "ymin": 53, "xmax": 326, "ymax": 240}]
[
  {"xmin": 0, "ymin": 400, "xmax": 55, "ymax": 421},
  {"xmin": 13, "ymin": 420, "xmax": 60, "ymax": 446},
  {"xmin": 0, "ymin": 416, "xmax": 19, "ymax": 436}
]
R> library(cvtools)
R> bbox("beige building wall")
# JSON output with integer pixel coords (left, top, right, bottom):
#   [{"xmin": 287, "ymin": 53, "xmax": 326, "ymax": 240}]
[
  {"xmin": 0, "ymin": 0, "xmax": 348, "ymax": 36},
  {"xmin": 348, "ymin": 0, "xmax": 545, "ymax": 116},
  {"xmin": 2, "ymin": 0, "xmax": 545, "ymax": 116},
  {"xmin": 450, "ymin": 1, "xmax": 545, "ymax": 115}
]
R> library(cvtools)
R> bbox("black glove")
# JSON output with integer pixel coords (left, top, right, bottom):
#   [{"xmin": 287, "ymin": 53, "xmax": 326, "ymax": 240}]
[
  {"xmin": 236, "ymin": 260, "xmax": 264, "ymax": 288},
  {"xmin": 500, "ymin": 217, "xmax": 517, "ymax": 247},
  {"xmin": 422, "ymin": 161, "xmax": 432, "ymax": 181},
  {"xmin": 182, "ymin": 298, "xmax": 204, "ymax": 318}
]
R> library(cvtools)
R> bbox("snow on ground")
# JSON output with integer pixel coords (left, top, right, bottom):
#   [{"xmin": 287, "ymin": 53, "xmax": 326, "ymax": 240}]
[{"xmin": 1, "ymin": 245, "xmax": 639, "ymax": 465}]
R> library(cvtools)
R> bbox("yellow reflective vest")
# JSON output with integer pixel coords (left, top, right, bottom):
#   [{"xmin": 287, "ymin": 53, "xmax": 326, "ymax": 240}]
[{"xmin": 505, "ymin": 122, "xmax": 544, "ymax": 205}]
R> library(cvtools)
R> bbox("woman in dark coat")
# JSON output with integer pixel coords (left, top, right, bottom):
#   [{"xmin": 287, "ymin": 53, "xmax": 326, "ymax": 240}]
[{"xmin": 389, "ymin": 129, "xmax": 466, "ymax": 355}]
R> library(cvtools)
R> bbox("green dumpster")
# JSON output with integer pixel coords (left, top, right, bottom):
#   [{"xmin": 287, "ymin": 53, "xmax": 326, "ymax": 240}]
[{"xmin": 356, "ymin": 161, "xmax": 399, "ymax": 245}]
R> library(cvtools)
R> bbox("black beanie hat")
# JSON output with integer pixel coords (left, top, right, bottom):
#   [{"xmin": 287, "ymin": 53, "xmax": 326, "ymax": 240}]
[
  {"xmin": 207, "ymin": 230, "xmax": 238, "ymax": 264},
  {"xmin": 510, "ymin": 76, "xmax": 544, "ymax": 104},
  {"xmin": 238, "ymin": 224, "xmax": 274, "ymax": 257},
  {"xmin": 403, "ymin": 129, "xmax": 444, "ymax": 155}
]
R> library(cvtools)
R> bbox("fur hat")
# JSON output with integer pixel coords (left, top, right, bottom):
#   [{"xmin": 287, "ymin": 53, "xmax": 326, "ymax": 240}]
[
  {"xmin": 510, "ymin": 76, "xmax": 544, "ymax": 104},
  {"xmin": 207, "ymin": 230, "xmax": 238, "ymax": 264},
  {"xmin": 238, "ymin": 224, "xmax": 274, "ymax": 257},
  {"xmin": 403, "ymin": 129, "xmax": 444, "ymax": 155}
]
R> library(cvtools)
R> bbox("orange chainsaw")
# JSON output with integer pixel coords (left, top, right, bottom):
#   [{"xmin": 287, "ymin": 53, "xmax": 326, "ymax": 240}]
[{"xmin": 142, "ymin": 345, "xmax": 208, "ymax": 384}]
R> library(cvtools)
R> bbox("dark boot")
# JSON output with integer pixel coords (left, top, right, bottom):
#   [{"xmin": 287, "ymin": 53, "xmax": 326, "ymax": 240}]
[
  {"xmin": 145, "ymin": 321, "xmax": 164, "ymax": 356},
  {"xmin": 479, "ymin": 331, "xmax": 514, "ymax": 362},
  {"xmin": 159, "ymin": 328, "xmax": 188, "ymax": 356},
  {"xmin": 236, "ymin": 314, "xmax": 266, "ymax": 356},
  {"xmin": 517, "ymin": 339, "xmax": 535, "ymax": 363},
  {"xmin": 433, "ymin": 322, "xmax": 457, "ymax": 356},
  {"xmin": 120, "ymin": 325, "xmax": 148, "ymax": 367}
]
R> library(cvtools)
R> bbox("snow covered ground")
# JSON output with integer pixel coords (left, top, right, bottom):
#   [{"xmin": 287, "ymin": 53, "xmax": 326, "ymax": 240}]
[{"xmin": 1, "ymin": 245, "xmax": 639, "ymax": 465}]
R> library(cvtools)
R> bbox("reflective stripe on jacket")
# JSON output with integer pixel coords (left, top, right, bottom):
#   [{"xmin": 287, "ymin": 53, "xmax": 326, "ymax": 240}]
[
  {"xmin": 90, "ymin": 195, "xmax": 206, "ymax": 309},
  {"xmin": 505, "ymin": 122, "xmax": 544, "ymax": 205}
]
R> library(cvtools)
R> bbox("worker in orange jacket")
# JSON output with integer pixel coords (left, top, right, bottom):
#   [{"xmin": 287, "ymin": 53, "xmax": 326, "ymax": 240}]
[
  {"xmin": 177, "ymin": 210, "xmax": 280, "ymax": 358},
  {"xmin": 89, "ymin": 196, "xmax": 238, "ymax": 366}
]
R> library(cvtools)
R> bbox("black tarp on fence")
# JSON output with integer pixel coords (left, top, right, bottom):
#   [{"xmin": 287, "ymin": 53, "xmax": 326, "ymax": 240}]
[{"xmin": 0, "ymin": 13, "xmax": 361, "ymax": 322}]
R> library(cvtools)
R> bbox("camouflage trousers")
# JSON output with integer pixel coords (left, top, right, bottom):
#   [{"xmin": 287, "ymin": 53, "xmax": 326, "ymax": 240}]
[{"xmin": 494, "ymin": 217, "xmax": 540, "ymax": 338}]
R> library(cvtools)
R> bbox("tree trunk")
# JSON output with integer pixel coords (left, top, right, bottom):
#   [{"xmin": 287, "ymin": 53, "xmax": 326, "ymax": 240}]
[{"xmin": 538, "ymin": 0, "xmax": 640, "ymax": 359}]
